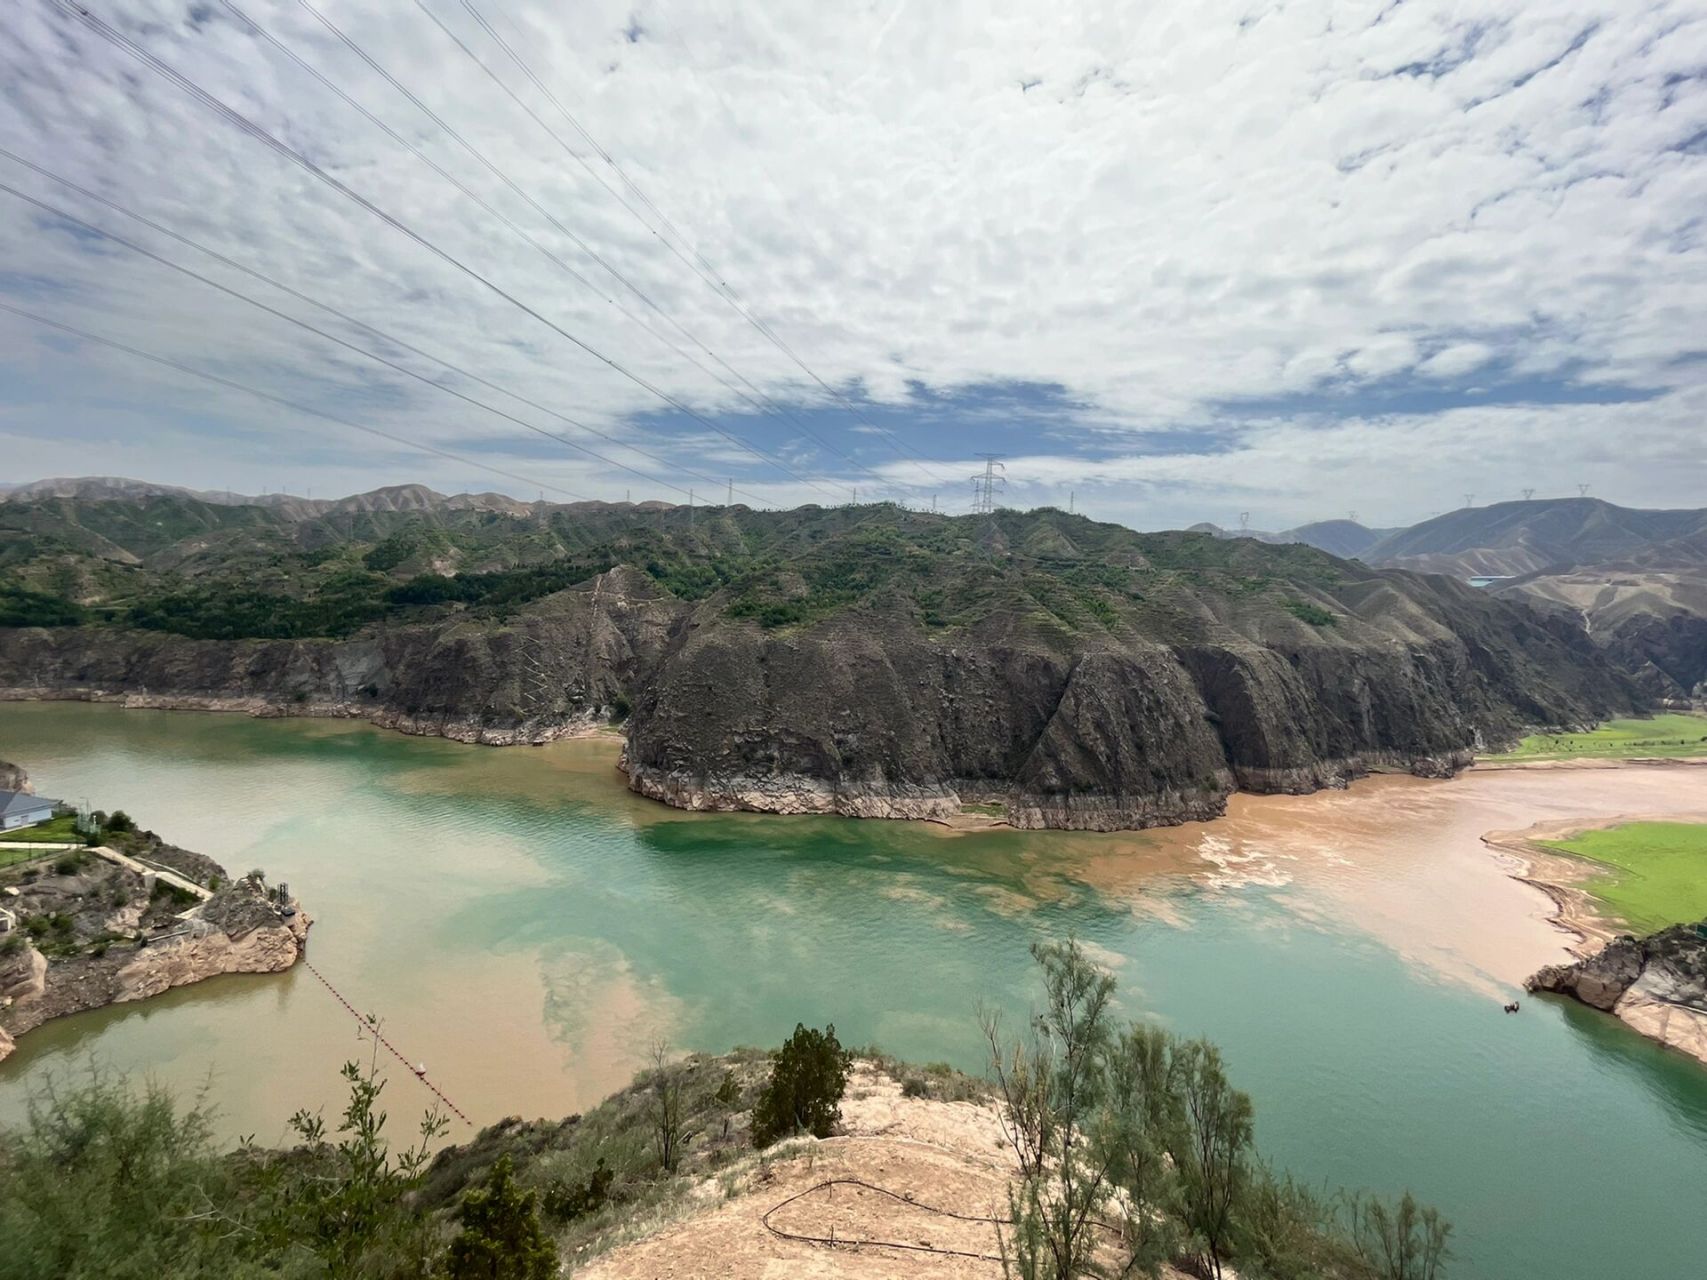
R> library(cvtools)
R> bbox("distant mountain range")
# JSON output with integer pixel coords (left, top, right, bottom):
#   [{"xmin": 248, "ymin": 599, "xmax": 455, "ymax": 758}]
[
  {"xmin": 5, "ymin": 478, "xmax": 1703, "ymax": 704},
  {"xmin": 1191, "ymin": 498, "xmax": 1707, "ymax": 578},
  {"xmin": 1168, "ymin": 498, "xmax": 1707, "ymax": 705},
  {"xmin": 1361, "ymin": 499, "xmax": 1707, "ymax": 578},
  {"xmin": 1187, "ymin": 519, "xmax": 1398, "ymax": 559}
]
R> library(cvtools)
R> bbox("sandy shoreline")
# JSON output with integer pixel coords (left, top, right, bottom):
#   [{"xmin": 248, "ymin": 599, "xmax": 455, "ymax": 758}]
[
  {"xmin": 1481, "ymin": 799, "xmax": 1707, "ymax": 1067},
  {"xmin": 1482, "ymin": 803, "xmax": 1707, "ymax": 950}
]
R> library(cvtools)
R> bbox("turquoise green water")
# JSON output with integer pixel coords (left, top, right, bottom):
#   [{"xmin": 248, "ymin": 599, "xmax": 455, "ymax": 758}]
[{"xmin": 2, "ymin": 702, "xmax": 1705, "ymax": 1279}]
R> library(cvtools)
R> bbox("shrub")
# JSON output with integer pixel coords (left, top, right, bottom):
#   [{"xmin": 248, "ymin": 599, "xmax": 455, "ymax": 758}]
[
  {"xmin": 1284, "ymin": 599, "xmax": 1337, "ymax": 627},
  {"xmin": 53, "ymin": 856, "xmax": 83, "ymax": 876},
  {"xmin": 446, "ymin": 1154, "xmax": 557, "ymax": 1280},
  {"xmin": 103, "ymin": 811, "xmax": 136, "ymax": 835},
  {"xmin": 542, "ymin": 1157, "xmax": 612, "ymax": 1222},
  {"xmin": 750, "ymin": 1023, "xmax": 851, "ymax": 1148}
]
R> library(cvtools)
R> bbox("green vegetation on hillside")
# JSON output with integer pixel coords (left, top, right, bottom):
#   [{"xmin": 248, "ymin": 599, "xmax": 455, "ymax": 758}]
[
  {"xmin": 0, "ymin": 495, "xmax": 1358, "ymax": 641},
  {"xmin": 1541, "ymin": 821, "xmax": 1707, "ymax": 933},
  {"xmin": 1482, "ymin": 713, "xmax": 1707, "ymax": 761}
]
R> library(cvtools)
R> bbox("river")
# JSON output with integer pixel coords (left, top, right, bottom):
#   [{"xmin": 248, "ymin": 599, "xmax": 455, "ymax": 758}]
[{"xmin": 1, "ymin": 702, "xmax": 1704, "ymax": 1278}]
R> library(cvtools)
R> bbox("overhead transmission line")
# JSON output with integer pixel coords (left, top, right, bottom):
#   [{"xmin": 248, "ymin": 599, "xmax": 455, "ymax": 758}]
[
  {"xmin": 222, "ymin": 0, "xmax": 857, "ymax": 504},
  {"xmin": 0, "ymin": 177, "xmax": 748, "ymax": 503},
  {"xmin": 450, "ymin": 0, "xmax": 956, "ymax": 490},
  {"xmin": 51, "ymin": 0, "xmax": 844, "ymax": 506},
  {"xmin": 0, "ymin": 145, "xmax": 759, "ymax": 505},
  {"xmin": 0, "ymin": 299, "xmax": 595, "ymax": 502},
  {"xmin": 288, "ymin": 0, "xmax": 900, "ymax": 504}
]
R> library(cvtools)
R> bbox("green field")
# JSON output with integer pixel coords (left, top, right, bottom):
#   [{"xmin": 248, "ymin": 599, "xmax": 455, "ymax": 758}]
[
  {"xmin": 1542, "ymin": 821, "xmax": 1707, "ymax": 933},
  {"xmin": 0, "ymin": 813, "xmax": 80, "ymax": 845},
  {"xmin": 1483, "ymin": 713, "xmax": 1707, "ymax": 762}
]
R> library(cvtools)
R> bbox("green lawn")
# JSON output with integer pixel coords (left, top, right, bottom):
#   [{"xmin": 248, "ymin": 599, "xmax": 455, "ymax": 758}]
[
  {"xmin": 1482, "ymin": 713, "xmax": 1707, "ymax": 762},
  {"xmin": 0, "ymin": 813, "xmax": 81, "ymax": 844},
  {"xmin": 1541, "ymin": 821, "xmax": 1707, "ymax": 933},
  {"xmin": 0, "ymin": 844, "xmax": 59, "ymax": 870}
]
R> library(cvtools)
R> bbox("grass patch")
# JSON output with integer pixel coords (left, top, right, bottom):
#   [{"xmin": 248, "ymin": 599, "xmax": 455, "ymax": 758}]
[
  {"xmin": 958, "ymin": 802, "xmax": 1006, "ymax": 818},
  {"xmin": 1283, "ymin": 598, "xmax": 1337, "ymax": 627},
  {"xmin": 0, "ymin": 844, "xmax": 59, "ymax": 871},
  {"xmin": 1542, "ymin": 821, "xmax": 1707, "ymax": 933},
  {"xmin": 0, "ymin": 813, "xmax": 81, "ymax": 844},
  {"xmin": 1482, "ymin": 713, "xmax": 1707, "ymax": 761}
]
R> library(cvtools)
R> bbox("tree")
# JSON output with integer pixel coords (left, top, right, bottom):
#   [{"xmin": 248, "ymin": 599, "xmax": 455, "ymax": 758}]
[
  {"xmin": 750, "ymin": 1023, "xmax": 850, "ymax": 1147},
  {"xmin": 646, "ymin": 1039, "xmax": 687, "ymax": 1173},
  {"xmin": 1171, "ymin": 1039, "xmax": 1253, "ymax": 1280},
  {"xmin": 446, "ymin": 1154, "xmax": 558, "ymax": 1280},
  {"xmin": 1097, "ymin": 1024, "xmax": 1186, "ymax": 1277},
  {"xmin": 1349, "ymin": 1190, "xmax": 1452, "ymax": 1280},
  {"xmin": 988, "ymin": 939, "xmax": 1118, "ymax": 1280}
]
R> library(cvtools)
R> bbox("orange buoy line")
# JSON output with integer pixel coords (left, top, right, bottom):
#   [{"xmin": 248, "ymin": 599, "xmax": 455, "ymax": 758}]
[{"xmin": 302, "ymin": 960, "xmax": 472, "ymax": 1126}]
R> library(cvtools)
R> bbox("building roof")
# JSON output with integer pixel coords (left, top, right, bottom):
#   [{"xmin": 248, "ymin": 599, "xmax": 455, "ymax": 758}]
[{"xmin": 0, "ymin": 790, "xmax": 59, "ymax": 818}]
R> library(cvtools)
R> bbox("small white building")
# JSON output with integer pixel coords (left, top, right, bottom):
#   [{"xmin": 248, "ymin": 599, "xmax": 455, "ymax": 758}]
[
  {"xmin": 0, "ymin": 791, "xmax": 58, "ymax": 832},
  {"xmin": 0, "ymin": 906, "xmax": 14, "ymax": 934}
]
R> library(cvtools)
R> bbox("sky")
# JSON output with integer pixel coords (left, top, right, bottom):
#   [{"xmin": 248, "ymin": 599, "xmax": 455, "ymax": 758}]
[{"xmin": 1, "ymin": 0, "xmax": 1705, "ymax": 531}]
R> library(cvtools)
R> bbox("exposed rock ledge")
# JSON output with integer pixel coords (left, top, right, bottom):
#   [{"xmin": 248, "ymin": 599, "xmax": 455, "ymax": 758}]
[
  {"xmin": 0, "ymin": 870, "xmax": 310, "ymax": 1064},
  {"xmin": 624, "ymin": 749, "xmax": 1473, "ymax": 831},
  {"xmin": 1527, "ymin": 922, "xmax": 1707, "ymax": 1066}
]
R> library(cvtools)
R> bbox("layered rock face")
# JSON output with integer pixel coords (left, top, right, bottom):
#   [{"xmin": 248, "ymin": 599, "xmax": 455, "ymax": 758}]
[
  {"xmin": 625, "ymin": 571, "xmax": 1634, "ymax": 830},
  {"xmin": 1528, "ymin": 922, "xmax": 1707, "ymax": 1064},
  {"xmin": 0, "ymin": 566, "xmax": 677, "ymax": 744},
  {"xmin": 0, "ymin": 508, "xmax": 1640, "ymax": 831}
]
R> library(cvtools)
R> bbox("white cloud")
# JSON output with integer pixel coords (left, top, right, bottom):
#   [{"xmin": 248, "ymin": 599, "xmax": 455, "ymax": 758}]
[
  {"xmin": 1418, "ymin": 343, "xmax": 1495, "ymax": 379},
  {"xmin": 0, "ymin": 0, "xmax": 1702, "ymax": 525}
]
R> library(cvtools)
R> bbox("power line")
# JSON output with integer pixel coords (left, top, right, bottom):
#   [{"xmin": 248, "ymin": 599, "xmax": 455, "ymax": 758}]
[
  {"xmin": 52, "ymin": 0, "xmax": 845, "ymax": 506},
  {"xmin": 0, "ymin": 299, "xmax": 595, "ymax": 502},
  {"xmin": 0, "ymin": 168, "xmax": 781, "ymax": 505},
  {"xmin": 0, "ymin": 144, "xmax": 767, "ymax": 506},
  {"xmin": 0, "ymin": 178, "xmax": 739, "ymax": 503},
  {"xmin": 280, "ymin": 0, "xmax": 887, "ymax": 501},
  {"xmin": 439, "ymin": 0, "xmax": 955, "ymax": 490}
]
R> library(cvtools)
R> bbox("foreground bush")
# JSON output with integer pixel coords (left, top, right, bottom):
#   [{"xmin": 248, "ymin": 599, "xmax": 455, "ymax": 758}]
[
  {"xmin": 751, "ymin": 1022, "xmax": 851, "ymax": 1147},
  {"xmin": 986, "ymin": 939, "xmax": 1451, "ymax": 1280}
]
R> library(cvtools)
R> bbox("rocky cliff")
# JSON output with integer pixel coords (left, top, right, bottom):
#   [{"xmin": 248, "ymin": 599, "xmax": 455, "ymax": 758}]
[
  {"xmin": 1527, "ymin": 922, "xmax": 1707, "ymax": 1064},
  {"xmin": 0, "ymin": 837, "xmax": 309, "ymax": 1062},
  {"xmin": 1, "ymin": 500, "xmax": 1642, "ymax": 830},
  {"xmin": 0, "ymin": 758, "xmax": 28, "ymax": 793}
]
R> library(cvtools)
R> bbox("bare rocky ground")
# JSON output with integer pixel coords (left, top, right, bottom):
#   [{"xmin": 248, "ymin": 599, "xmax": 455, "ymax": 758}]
[{"xmin": 575, "ymin": 1063, "xmax": 1186, "ymax": 1280}]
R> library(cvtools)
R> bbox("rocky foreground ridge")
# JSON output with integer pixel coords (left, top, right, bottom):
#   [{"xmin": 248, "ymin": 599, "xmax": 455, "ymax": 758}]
[
  {"xmin": 1, "ymin": 497, "xmax": 1643, "ymax": 830},
  {"xmin": 1527, "ymin": 921, "xmax": 1707, "ymax": 1065},
  {"xmin": 0, "ymin": 792, "xmax": 309, "ymax": 1062}
]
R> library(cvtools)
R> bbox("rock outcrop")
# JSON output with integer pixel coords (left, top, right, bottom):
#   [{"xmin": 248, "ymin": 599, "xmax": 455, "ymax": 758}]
[
  {"xmin": 113, "ymin": 880, "xmax": 311, "ymax": 1004},
  {"xmin": 1527, "ymin": 921, "xmax": 1707, "ymax": 1064},
  {"xmin": 0, "ymin": 837, "xmax": 309, "ymax": 1062}
]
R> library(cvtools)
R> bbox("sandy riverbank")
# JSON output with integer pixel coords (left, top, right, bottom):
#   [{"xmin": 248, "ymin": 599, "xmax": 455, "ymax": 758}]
[{"xmin": 1482, "ymin": 804, "xmax": 1707, "ymax": 1066}]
